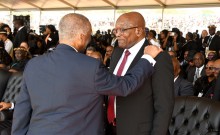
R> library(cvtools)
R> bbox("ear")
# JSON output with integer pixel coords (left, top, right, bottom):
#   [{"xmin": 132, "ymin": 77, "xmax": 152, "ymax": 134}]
[{"xmin": 135, "ymin": 28, "xmax": 143, "ymax": 37}]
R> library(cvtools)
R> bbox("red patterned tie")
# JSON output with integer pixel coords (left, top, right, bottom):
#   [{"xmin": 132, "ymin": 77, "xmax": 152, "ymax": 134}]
[{"xmin": 107, "ymin": 50, "xmax": 131, "ymax": 124}]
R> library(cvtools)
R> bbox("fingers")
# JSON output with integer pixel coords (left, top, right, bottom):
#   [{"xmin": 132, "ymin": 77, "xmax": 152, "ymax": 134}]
[{"xmin": 144, "ymin": 45, "xmax": 162, "ymax": 58}]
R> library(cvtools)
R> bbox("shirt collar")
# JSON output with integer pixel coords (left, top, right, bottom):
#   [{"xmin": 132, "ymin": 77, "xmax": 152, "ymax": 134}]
[
  {"xmin": 197, "ymin": 65, "xmax": 204, "ymax": 71},
  {"xmin": 126, "ymin": 38, "xmax": 145, "ymax": 54},
  {"xmin": 174, "ymin": 75, "xmax": 179, "ymax": 82},
  {"xmin": 18, "ymin": 26, "xmax": 24, "ymax": 31},
  {"xmin": 210, "ymin": 35, "xmax": 215, "ymax": 38}
]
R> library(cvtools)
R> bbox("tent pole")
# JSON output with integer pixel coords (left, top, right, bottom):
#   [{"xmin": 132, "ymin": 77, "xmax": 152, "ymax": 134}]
[{"xmin": 161, "ymin": 7, "xmax": 164, "ymax": 30}]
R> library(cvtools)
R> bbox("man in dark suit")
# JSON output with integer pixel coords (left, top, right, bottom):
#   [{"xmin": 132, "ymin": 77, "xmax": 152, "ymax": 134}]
[
  {"xmin": 108, "ymin": 12, "xmax": 174, "ymax": 135},
  {"xmin": 187, "ymin": 52, "xmax": 206, "ymax": 84},
  {"xmin": 204, "ymin": 25, "xmax": 220, "ymax": 55},
  {"xmin": 11, "ymin": 13, "xmax": 162, "ymax": 135},
  {"xmin": 13, "ymin": 19, "xmax": 28, "ymax": 48},
  {"xmin": 172, "ymin": 58, "xmax": 194, "ymax": 96}
]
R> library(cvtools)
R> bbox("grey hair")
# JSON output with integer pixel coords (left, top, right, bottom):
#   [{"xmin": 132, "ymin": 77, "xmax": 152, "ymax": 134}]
[{"xmin": 59, "ymin": 13, "xmax": 91, "ymax": 42}]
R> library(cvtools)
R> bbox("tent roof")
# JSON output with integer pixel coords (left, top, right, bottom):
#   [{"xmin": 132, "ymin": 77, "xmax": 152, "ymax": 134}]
[{"xmin": 0, "ymin": 0, "xmax": 220, "ymax": 11}]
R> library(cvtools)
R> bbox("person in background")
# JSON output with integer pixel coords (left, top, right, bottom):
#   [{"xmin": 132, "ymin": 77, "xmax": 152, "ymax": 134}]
[
  {"xmin": 203, "ymin": 25, "xmax": 220, "ymax": 56},
  {"xmin": 0, "ymin": 29, "xmax": 13, "ymax": 58},
  {"xmin": 194, "ymin": 60, "xmax": 215, "ymax": 97},
  {"xmin": 9, "ymin": 47, "xmax": 29, "ymax": 72},
  {"xmin": 44, "ymin": 25, "xmax": 59, "ymax": 51},
  {"xmin": 206, "ymin": 51, "xmax": 218, "ymax": 61},
  {"xmin": 20, "ymin": 41, "xmax": 32, "ymax": 59},
  {"xmin": 179, "ymin": 32, "xmax": 198, "ymax": 62},
  {"xmin": 187, "ymin": 52, "xmax": 206, "ymax": 84},
  {"xmin": 160, "ymin": 29, "xmax": 172, "ymax": 51},
  {"xmin": 1, "ymin": 24, "xmax": 14, "ymax": 42},
  {"xmin": 0, "ymin": 47, "xmax": 12, "ymax": 69},
  {"xmin": 90, "ymin": 51, "xmax": 103, "ymax": 62},
  {"xmin": 13, "ymin": 19, "xmax": 28, "ymax": 48},
  {"xmin": 104, "ymin": 45, "xmax": 114, "ymax": 68},
  {"xmin": 86, "ymin": 46, "xmax": 96, "ymax": 56},
  {"xmin": 172, "ymin": 57, "xmax": 194, "ymax": 96},
  {"xmin": 148, "ymin": 30, "xmax": 160, "ymax": 47}
]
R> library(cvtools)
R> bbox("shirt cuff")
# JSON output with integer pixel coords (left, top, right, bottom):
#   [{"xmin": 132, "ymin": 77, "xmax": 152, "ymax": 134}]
[
  {"xmin": 141, "ymin": 54, "xmax": 156, "ymax": 66},
  {"xmin": 9, "ymin": 102, "xmax": 14, "ymax": 110}
]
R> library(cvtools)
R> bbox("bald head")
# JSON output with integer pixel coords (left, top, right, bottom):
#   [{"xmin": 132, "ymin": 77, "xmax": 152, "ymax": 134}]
[
  {"xmin": 59, "ymin": 13, "xmax": 92, "ymax": 50},
  {"xmin": 116, "ymin": 12, "xmax": 145, "ymax": 29},
  {"xmin": 115, "ymin": 12, "xmax": 146, "ymax": 49}
]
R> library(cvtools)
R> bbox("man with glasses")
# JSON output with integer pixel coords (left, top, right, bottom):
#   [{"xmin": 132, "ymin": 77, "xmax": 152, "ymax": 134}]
[
  {"xmin": 194, "ymin": 60, "xmax": 215, "ymax": 97},
  {"xmin": 187, "ymin": 52, "xmax": 206, "ymax": 84},
  {"xmin": 107, "ymin": 12, "xmax": 174, "ymax": 135}
]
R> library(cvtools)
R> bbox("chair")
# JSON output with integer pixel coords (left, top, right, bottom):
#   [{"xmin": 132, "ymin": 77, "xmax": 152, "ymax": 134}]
[{"xmin": 169, "ymin": 96, "xmax": 220, "ymax": 135}]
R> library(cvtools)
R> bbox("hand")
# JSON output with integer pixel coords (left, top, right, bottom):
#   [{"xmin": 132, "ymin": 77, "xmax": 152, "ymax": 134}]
[
  {"xmin": 0, "ymin": 102, "xmax": 12, "ymax": 111},
  {"xmin": 144, "ymin": 45, "xmax": 163, "ymax": 58}
]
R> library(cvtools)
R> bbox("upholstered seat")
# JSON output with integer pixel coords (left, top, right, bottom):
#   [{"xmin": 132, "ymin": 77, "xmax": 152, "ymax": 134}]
[
  {"xmin": 169, "ymin": 96, "xmax": 220, "ymax": 135},
  {"xmin": 2, "ymin": 72, "xmax": 23, "ymax": 103}
]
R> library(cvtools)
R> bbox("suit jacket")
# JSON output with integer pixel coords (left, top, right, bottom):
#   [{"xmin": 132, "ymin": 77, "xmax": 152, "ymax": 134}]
[
  {"xmin": 204, "ymin": 35, "xmax": 220, "ymax": 52},
  {"xmin": 187, "ymin": 66, "xmax": 206, "ymax": 83},
  {"xmin": 12, "ymin": 44, "xmax": 154, "ymax": 135},
  {"xmin": 0, "ymin": 69, "xmax": 11, "ymax": 101},
  {"xmin": 109, "ymin": 40, "xmax": 174, "ymax": 135},
  {"xmin": 13, "ymin": 27, "xmax": 28, "ymax": 48},
  {"xmin": 174, "ymin": 76, "xmax": 194, "ymax": 96}
]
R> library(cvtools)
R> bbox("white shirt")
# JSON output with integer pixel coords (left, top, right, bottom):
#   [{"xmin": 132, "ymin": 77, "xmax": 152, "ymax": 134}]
[
  {"xmin": 113, "ymin": 38, "xmax": 156, "ymax": 76},
  {"xmin": 174, "ymin": 76, "xmax": 179, "ymax": 82},
  {"xmin": 18, "ymin": 26, "xmax": 24, "ymax": 32},
  {"xmin": 113, "ymin": 38, "xmax": 156, "ymax": 116},
  {"xmin": 4, "ymin": 39, "xmax": 13, "ymax": 54},
  {"xmin": 196, "ymin": 65, "xmax": 204, "ymax": 77}
]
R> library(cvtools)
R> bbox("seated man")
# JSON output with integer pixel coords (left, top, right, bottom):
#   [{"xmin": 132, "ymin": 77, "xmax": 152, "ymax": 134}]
[
  {"xmin": 194, "ymin": 60, "xmax": 215, "ymax": 97},
  {"xmin": 0, "ymin": 72, "xmax": 22, "ymax": 135},
  {"xmin": 172, "ymin": 57, "xmax": 194, "ymax": 96}
]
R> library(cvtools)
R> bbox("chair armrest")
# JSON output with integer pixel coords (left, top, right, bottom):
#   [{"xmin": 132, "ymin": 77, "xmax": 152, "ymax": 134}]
[{"xmin": 0, "ymin": 110, "xmax": 13, "ymax": 121}]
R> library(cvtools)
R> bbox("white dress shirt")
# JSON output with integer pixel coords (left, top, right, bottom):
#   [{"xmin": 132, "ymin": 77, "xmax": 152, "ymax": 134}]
[
  {"xmin": 113, "ymin": 38, "xmax": 156, "ymax": 116},
  {"xmin": 196, "ymin": 65, "xmax": 204, "ymax": 78},
  {"xmin": 4, "ymin": 39, "xmax": 13, "ymax": 54}
]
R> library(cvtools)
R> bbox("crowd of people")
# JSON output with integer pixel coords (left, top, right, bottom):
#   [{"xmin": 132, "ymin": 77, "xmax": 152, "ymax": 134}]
[{"xmin": 0, "ymin": 11, "xmax": 220, "ymax": 135}]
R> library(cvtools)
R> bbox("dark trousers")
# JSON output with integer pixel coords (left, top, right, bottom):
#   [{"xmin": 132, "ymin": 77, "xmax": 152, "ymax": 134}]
[{"xmin": 105, "ymin": 123, "xmax": 116, "ymax": 135}]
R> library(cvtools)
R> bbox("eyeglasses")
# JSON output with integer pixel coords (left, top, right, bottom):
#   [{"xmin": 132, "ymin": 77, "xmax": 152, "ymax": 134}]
[
  {"xmin": 205, "ymin": 66, "xmax": 213, "ymax": 70},
  {"xmin": 113, "ymin": 26, "xmax": 138, "ymax": 35},
  {"xmin": 212, "ymin": 67, "xmax": 220, "ymax": 71}
]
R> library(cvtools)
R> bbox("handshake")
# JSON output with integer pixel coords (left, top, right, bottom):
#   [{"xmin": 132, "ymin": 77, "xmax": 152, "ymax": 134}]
[{"xmin": 144, "ymin": 45, "xmax": 163, "ymax": 58}]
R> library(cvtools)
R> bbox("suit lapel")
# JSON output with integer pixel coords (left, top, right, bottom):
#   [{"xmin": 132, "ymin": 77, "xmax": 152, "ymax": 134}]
[
  {"xmin": 174, "ymin": 77, "xmax": 181, "ymax": 96},
  {"xmin": 109, "ymin": 46, "xmax": 124, "ymax": 73},
  {"xmin": 109, "ymin": 39, "xmax": 149, "ymax": 73},
  {"xmin": 128, "ymin": 40, "xmax": 149, "ymax": 71}
]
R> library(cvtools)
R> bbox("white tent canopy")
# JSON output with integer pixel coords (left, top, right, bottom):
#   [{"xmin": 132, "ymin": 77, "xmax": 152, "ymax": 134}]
[{"xmin": 0, "ymin": 0, "xmax": 220, "ymax": 11}]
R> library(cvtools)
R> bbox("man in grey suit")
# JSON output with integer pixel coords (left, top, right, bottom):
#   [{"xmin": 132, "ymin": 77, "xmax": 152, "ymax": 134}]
[{"xmin": 11, "ymin": 13, "xmax": 162, "ymax": 135}]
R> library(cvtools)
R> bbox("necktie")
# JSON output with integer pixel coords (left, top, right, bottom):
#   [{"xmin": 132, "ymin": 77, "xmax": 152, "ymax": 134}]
[
  {"xmin": 107, "ymin": 50, "xmax": 131, "ymax": 124},
  {"xmin": 193, "ymin": 68, "xmax": 200, "ymax": 85},
  {"xmin": 207, "ymin": 36, "xmax": 213, "ymax": 46}
]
